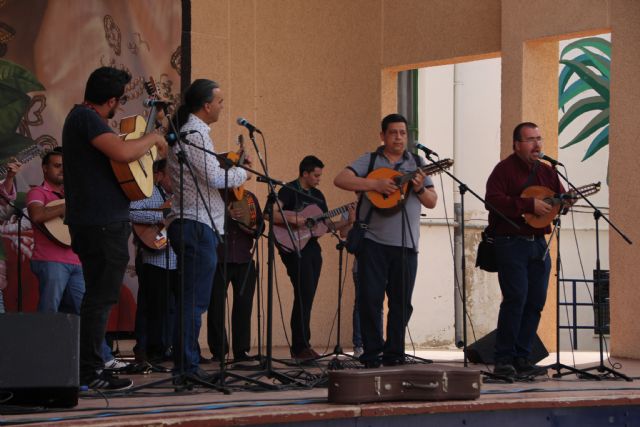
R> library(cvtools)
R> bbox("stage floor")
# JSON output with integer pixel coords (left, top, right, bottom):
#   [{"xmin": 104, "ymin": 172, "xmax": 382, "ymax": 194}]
[{"xmin": 2, "ymin": 348, "xmax": 640, "ymax": 426}]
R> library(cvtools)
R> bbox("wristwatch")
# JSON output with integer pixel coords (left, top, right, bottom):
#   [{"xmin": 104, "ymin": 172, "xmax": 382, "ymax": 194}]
[{"xmin": 414, "ymin": 187, "xmax": 425, "ymax": 195}]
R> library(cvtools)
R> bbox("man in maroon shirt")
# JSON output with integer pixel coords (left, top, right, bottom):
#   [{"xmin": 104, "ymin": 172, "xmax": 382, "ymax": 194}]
[{"xmin": 485, "ymin": 122, "xmax": 566, "ymax": 379}]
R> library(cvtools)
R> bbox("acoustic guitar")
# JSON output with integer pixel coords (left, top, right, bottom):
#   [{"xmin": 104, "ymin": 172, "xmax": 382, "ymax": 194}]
[
  {"xmin": 365, "ymin": 158, "xmax": 454, "ymax": 209},
  {"xmin": 42, "ymin": 199, "xmax": 72, "ymax": 247},
  {"xmin": 111, "ymin": 79, "xmax": 162, "ymax": 201},
  {"xmin": 219, "ymin": 134, "xmax": 247, "ymax": 202},
  {"xmin": 522, "ymin": 182, "xmax": 601, "ymax": 228},
  {"xmin": 273, "ymin": 203, "xmax": 354, "ymax": 253},
  {"xmin": 0, "ymin": 144, "xmax": 46, "ymax": 180},
  {"xmin": 132, "ymin": 199, "xmax": 171, "ymax": 251}
]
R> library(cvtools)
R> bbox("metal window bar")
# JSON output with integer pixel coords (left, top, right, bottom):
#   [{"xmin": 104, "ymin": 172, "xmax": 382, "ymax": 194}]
[{"xmin": 558, "ymin": 273, "xmax": 610, "ymax": 350}]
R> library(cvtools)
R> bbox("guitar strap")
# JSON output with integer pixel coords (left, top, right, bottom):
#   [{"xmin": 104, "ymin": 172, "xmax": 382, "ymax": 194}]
[{"xmin": 353, "ymin": 152, "xmax": 379, "ymax": 227}]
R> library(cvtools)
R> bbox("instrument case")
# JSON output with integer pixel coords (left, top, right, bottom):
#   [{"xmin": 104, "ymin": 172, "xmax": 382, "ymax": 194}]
[{"xmin": 328, "ymin": 363, "xmax": 481, "ymax": 404}]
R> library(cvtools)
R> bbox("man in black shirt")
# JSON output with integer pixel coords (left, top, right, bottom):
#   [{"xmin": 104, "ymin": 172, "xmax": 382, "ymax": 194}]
[
  {"xmin": 273, "ymin": 155, "xmax": 350, "ymax": 361},
  {"xmin": 63, "ymin": 66, "xmax": 166, "ymax": 390}
]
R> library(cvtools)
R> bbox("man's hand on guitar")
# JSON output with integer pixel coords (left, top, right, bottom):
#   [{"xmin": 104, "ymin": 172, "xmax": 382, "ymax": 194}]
[
  {"xmin": 152, "ymin": 133, "xmax": 169, "ymax": 159},
  {"xmin": 6, "ymin": 159, "xmax": 23, "ymax": 180},
  {"xmin": 533, "ymin": 198, "xmax": 553, "ymax": 216},
  {"xmin": 411, "ymin": 169, "xmax": 427, "ymax": 193},
  {"xmin": 374, "ymin": 178, "xmax": 398, "ymax": 196}
]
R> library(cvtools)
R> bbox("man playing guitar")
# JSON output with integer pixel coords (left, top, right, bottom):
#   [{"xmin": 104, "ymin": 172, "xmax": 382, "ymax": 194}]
[{"xmin": 273, "ymin": 155, "xmax": 352, "ymax": 361}]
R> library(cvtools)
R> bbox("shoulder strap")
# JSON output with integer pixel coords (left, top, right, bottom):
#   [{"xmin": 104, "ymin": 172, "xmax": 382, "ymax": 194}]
[{"xmin": 354, "ymin": 152, "xmax": 378, "ymax": 224}]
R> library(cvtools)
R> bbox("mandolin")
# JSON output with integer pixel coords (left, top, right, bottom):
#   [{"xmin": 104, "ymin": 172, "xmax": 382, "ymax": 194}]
[
  {"xmin": 522, "ymin": 182, "xmax": 601, "ymax": 228},
  {"xmin": 365, "ymin": 158, "xmax": 454, "ymax": 209},
  {"xmin": 132, "ymin": 199, "xmax": 171, "ymax": 251},
  {"xmin": 111, "ymin": 78, "xmax": 162, "ymax": 201},
  {"xmin": 273, "ymin": 202, "xmax": 354, "ymax": 253},
  {"xmin": 0, "ymin": 144, "xmax": 46, "ymax": 180}
]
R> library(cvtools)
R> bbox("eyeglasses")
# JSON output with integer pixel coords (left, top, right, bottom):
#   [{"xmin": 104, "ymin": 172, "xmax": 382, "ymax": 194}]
[
  {"xmin": 519, "ymin": 136, "xmax": 543, "ymax": 143},
  {"xmin": 117, "ymin": 95, "xmax": 128, "ymax": 105}
]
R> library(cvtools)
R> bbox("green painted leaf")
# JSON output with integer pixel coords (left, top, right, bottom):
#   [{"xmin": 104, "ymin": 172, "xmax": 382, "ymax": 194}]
[
  {"xmin": 582, "ymin": 126, "xmax": 609, "ymax": 161},
  {"xmin": 558, "ymin": 95, "xmax": 608, "ymax": 134},
  {"xmin": 0, "ymin": 59, "xmax": 45, "ymax": 93},
  {"xmin": 0, "ymin": 133, "xmax": 34, "ymax": 160},
  {"xmin": 574, "ymin": 47, "xmax": 610, "ymax": 79},
  {"xmin": 561, "ymin": 37, "xmax": 611, "ymax": 59},
  {"xmin": 559, "ymin": 59, "xmax": 610, "ymax": 102},
  {"xmin": 558, "ymin": 55, "xmax": 607, "ymax": 101},
  {"xmin": 559, "ymin": 80, "xmax": 592, "ymax": 111},
  {"xmin": 561, "ymin": 108, "xmax": 609, "ymax": 148},
  {"xmin": 0, "ymin": 82, "xmax": 30, "ymax": 136}
]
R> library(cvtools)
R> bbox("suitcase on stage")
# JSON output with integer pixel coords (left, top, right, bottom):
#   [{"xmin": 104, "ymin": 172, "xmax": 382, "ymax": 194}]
[{"xmin": 328, "ymin": 363, "xmax": 481, "ymax": 404}]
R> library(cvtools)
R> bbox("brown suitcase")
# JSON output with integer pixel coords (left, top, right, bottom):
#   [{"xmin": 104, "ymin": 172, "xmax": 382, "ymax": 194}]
[{"xmin": 328, "ymin": 363, "xmax": 481, "ymax": 404}]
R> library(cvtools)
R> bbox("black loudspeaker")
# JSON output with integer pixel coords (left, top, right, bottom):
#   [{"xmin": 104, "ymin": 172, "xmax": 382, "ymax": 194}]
[
  {"xmin": 0, "ymin": 312, "xmax": 79, "ymax": 407},
  {"xmin": 464, "ymin": 329, "xmax": 549, "ymax": 365}
]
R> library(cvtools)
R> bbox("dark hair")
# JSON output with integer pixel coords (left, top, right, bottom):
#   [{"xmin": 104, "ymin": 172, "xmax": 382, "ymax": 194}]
[
  {"xmin": 84, "ymin": 67, "xmax": 132, "ymax": 104},
  {"xmin": 173, "ymin": 79, "xmax": 219, "ymax": 129},
  {"xmin": 513, "ymin": 122, "xmax": 538, "ymax": 143},
  {"xmin": 152, "ymin": 158, "xmax": 167, "ymax": 174},
  {"xmin": 381, "ymin": 113, "xmax": 408, "ymax": 133},
  {"xmin": 42, "ymin": 146, "xmax": 63, "ymax": 166},
  {"xmin": 299, "ymin": 155, "xmax": 324, "ymax": 176}
]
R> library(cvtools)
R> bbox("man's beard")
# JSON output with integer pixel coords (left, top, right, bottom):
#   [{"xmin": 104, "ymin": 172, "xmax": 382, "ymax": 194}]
[{"xmin": 107, "ymin": 106, "xmax": 117, "ymax": 119}]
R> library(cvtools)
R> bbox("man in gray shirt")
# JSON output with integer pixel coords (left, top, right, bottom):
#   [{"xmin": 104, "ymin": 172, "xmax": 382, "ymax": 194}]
[{"xmin": 334, "ymin": 113, "xmax": 437, "ymax": 368}]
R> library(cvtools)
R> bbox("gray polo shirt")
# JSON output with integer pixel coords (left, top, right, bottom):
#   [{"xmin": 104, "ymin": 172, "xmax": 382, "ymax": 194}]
[{"xmin": 349, "ymin": 148, "xmax": 434, "ymax": 250}]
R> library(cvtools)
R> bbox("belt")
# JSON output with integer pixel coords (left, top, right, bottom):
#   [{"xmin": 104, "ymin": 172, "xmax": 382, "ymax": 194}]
[{"xmin": 498, "ymin": 235, "xmax": 540, "ymax": 242}]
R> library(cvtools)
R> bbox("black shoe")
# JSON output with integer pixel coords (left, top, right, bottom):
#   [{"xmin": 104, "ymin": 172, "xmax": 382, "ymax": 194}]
[
  {"xmin": 493, "ymin": 361, "xmax": 516, "ymax": 377},
  {"xmin": 233, "ymin": 352, "xmax": 253, "ymax": 362},
  {"xmin": 382, "ymin": 358, "xmax": 404, "ymax": 367},
  {"xmin": 188, "ymin": 367, "xmax": 214, "ymax": 383},
  {"xmin": 363, "ymin": 359, "xmax": 381, "ymax": 369},
  {"xmin": 514, "ymin": 357, "xmax": 547, "ymax": 377},
  {"xmin": 85, "ymin": 371, "xmax": 133, "ymax": 391}
]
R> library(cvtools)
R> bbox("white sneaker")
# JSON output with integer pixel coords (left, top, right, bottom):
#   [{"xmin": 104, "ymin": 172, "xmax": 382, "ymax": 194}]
[
  {"xmin": 104, "ymin": 358, "xmax": 129, "ymax": 370},
  {"xmin": 353, "ymin": 346, "xmax": 364, "ymax": 358}
]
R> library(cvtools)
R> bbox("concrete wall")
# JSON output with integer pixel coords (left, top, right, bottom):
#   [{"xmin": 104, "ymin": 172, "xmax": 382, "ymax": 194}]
[{"xmin": 189, "ymin": 0, "xmax": 640, "ymax": 358}]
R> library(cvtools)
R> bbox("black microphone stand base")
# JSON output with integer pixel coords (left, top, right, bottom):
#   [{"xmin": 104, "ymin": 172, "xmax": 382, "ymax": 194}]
[
  {"xmin": 579, "ymin": 364, "xmax": 633, "ymax": 382},
  {"xmin": 545, "ymin": 361, "xmax": 601, "ymax": 380}
]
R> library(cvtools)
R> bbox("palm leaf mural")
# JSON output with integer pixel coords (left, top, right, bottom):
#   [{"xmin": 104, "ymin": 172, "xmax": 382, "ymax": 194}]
[{"xmin": 558, "ymin": 37, "xmax": 610, "ymax": 164}]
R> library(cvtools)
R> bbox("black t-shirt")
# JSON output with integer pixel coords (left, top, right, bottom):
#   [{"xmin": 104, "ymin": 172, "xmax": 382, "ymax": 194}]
[
  {"xmin": 277, "ymin": 179, "xmax": 328, "ymax": 251},
  {"xmin": 277, "ymin": 179, "xmax": 328, "ymax": 213},
  {"xmin": 62, "ymin": 104, "xmax": 130, "ymax": 226}
]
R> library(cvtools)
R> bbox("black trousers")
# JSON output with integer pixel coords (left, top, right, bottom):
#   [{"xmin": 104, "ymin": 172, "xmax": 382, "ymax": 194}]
[
  {"xmin": 134, "ymin": 262, "xmax": 176, "ymax": 360},
  {"xmin": 279, "ymin": 240, "xmax": 322, "ymax": 355},
  {"xmin": 70, "ymin": 221, "xmax": 131, "ymax": 381},
  {"xmin": 207, "ymin": 261, "xmax": 256, "ymax": 358}
]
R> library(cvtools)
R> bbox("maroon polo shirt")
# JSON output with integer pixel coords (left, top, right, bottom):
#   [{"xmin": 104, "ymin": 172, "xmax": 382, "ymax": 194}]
[{"xmin": 485, "ymin": 153, "xmax": 565, "ymax": 236}]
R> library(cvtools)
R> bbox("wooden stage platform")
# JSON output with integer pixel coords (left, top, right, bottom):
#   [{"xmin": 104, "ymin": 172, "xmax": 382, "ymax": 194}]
[{"xmin": 2, "ymin": 350, "xmax": 640, "ymax": 426}]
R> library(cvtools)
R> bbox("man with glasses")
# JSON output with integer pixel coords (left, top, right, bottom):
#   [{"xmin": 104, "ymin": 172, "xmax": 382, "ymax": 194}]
[
  {"xmin": 485, "ymin": 122, "xmax": 566, "ymax": 379},
  {"xmin": 63, "ymin": 66, "xmax": 167, "ymax": 390}
]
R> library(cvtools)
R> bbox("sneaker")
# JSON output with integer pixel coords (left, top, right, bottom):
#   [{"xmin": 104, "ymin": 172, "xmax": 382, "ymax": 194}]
[
  {"xmin": 493, "ymin": 361, "xmax": 516, "ymax": 377},
  {"xmin": 353, "ymin": 346, "xmax": 364, "ymax": 358},
  {"xmin": 86, "ymin": 371, "xmax": 133, "ymax": 391},
  {"xmin": 104, "ymin": 358, "xmax": 129, "ymax": 370},
  {"xmin": 514, "ymin": 357, "xmax": 548, "ymax": 377}
]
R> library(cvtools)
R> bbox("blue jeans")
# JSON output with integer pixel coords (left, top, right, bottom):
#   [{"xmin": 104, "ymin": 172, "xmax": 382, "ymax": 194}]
[
  {"xmin": 30, "ymin": 260, "xmax": 85, "ymax": 315},
  {"xmin": 168, "ymin": 220, "xmax": 218, "ymax": 373},
  {"xmin": 352, "ymin": 267, "xmax": 383, "ymax": 348},
  {"xmin": 494, "ymin": 236, "xmax": 551, "ymax": 362},
  {"xmin": 357, "ymin": 239, "xmax": 417, "ymax": 364}
]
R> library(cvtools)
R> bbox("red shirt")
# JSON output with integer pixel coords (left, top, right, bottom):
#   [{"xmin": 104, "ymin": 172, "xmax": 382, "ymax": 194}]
[
  {"xmin": 485, "ymin": 153, "xmax": 565, "ymax": 236},
  {"xmin": 26, "ymin": 182, "xmax": 81, "ymax": 265}
]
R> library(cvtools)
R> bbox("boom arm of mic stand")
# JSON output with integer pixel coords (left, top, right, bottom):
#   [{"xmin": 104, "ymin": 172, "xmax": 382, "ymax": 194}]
[{"xmin": 552, "ymin": 167, "xmax": 632, "ymax": 245}]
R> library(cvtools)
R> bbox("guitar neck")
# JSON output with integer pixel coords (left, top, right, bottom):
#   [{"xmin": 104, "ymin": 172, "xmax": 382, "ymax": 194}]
[
  {"xmin": 396, "ymin": 159, "xmax": 453, "ymax": 185},
  {"xmin": 313, "ymin": 204, "xmax": 351, "ymax": 222},
  {"xmin": 0, "ymin": 145, "xmax": 41, "ymax": 180}
]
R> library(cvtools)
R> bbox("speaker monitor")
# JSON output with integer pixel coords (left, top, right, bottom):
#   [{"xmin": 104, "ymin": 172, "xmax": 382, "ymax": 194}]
[
  {"xmin": 464, "ymin": 329, "xmax": 549, "ymax": 365},
  {"xmin": 0, "ymin": 312, "xmax": 79, "ymax": 407}
]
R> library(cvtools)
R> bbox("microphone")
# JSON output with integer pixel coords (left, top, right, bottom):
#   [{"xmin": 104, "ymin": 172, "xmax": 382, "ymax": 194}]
[
  {"xmin": 237, "ymin": 117, "xmax": 262, "ymax": 134},
  {"xmin": 538, "ymin": 152, "xmax": 563, "ymax": 167},
  {"xmin": 165, "ymin": 130, "xmax": 198, "ymax": 146},
  {"xmin": 415, "ymin": 143, "xmax": 439, "ymax": 157},
  {"xmin": 143, "ymin": 99, "xmax": 172, "ymax": 108}
]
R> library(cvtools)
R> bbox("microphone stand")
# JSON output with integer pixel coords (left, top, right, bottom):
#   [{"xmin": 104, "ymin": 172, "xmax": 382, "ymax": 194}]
[
  {"xmin": 420, "ymin": 152, "xmax": 519, "ymax": 375},
  {"xmin": 551, "ymin": 167, "xmax": 632, "ymax": 381}
]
